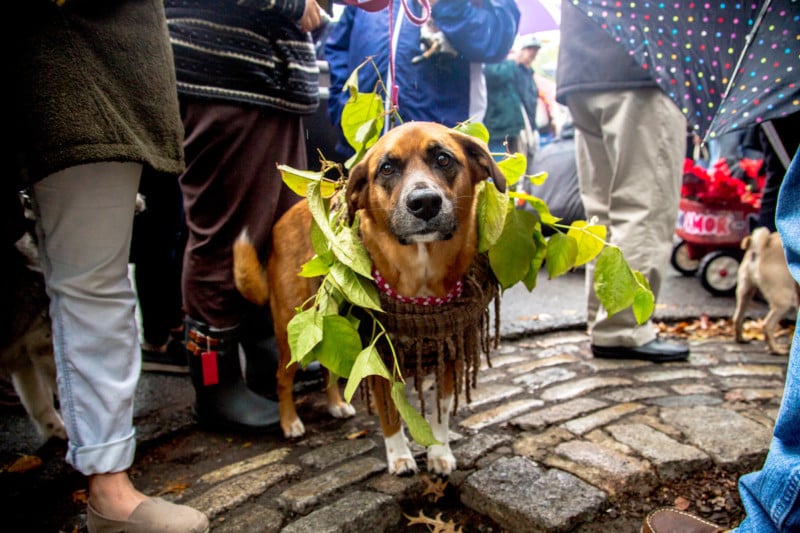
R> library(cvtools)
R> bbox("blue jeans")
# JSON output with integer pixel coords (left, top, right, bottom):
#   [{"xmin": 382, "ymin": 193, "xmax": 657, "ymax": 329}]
[
  {"xmin": 735, "ymin": 147, "xmax": 800, "ymax": 531},
  {"xmin": 32, "ymin": 162, "xmax": 142, "ymax": 475}
]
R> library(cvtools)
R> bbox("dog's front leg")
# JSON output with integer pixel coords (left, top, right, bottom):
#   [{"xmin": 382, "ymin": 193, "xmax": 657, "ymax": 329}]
[
  {"xmin": 12, "ymin": 356, "xmax": 66, "ymax": 440},
  {"xmin": 370, "ymin": 376, "xmax": 417, "ymax": 475},
  {"xmin": 426, "ymin": 365, "xmax": 456, "ymax": 476}
]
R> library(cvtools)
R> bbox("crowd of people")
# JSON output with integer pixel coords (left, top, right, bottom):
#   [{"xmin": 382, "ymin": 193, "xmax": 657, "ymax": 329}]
[{"xmin": 5, "ymin": 0, "xmax": 799, "ymax": 531}]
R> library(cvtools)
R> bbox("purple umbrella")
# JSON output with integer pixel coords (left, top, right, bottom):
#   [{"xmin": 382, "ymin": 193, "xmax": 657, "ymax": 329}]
[
  {"xmin": 568, "ymin": 0, "xmax": 800, "ymax": 140},
  {"xmin": 518, "ymin": 0, "xmax": 560, "ymax": 35}
]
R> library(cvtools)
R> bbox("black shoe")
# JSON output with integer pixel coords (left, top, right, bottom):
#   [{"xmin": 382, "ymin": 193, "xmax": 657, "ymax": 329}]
[
  {"xmin": 591, "ymin": 339, "xmax": 689, "ymax": 363},
  {"xmin": 142, "ymin": 339, "xmax": 189, "ymax": 374}
]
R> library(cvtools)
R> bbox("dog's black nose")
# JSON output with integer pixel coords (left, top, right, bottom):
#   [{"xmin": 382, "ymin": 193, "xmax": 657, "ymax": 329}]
[{"xmin": 406, "ymin": 189, "xmax": 442, "ymax": 221}]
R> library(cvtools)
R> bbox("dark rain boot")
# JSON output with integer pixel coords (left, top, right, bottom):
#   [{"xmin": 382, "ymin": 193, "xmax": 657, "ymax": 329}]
[
  {"xmin": 184, "ymin": 316, "xmax": 280, "ymax": 432},
  {"xmin": 240, "ymin": 308, "xmax": 323, "ymax": 400}
]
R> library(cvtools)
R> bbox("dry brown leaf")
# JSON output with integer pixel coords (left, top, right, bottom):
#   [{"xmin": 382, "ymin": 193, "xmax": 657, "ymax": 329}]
[
  {"xmin": 4, "ymin": 454, "xmax": 43, "ymax": 473},
  {"xmin": 421, "ymin": 475, "xmax": 448, "ymax": 502},
  {"xmin": 346, "ymin": 429, "xmax": 369, "ymax": 440},
  {"xmin": 404, "ymin": 511, "xmax": 463, "ymax": 533},
  {"xmin": 72, "ymin": 489, "xmax": 88, "ymax": 504},
  {"xmin": 674, "ymin": 496, "xmax": 691, "ymax": 511},
  {"xmin": 154, "ymin": 481, "xmax": 191, "ymax": 497}
]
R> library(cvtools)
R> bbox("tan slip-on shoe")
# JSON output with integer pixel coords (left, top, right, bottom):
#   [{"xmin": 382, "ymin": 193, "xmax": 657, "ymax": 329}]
[{"xmin": 87, "ymin": 497, "xmax": 209, "ymax": 533}]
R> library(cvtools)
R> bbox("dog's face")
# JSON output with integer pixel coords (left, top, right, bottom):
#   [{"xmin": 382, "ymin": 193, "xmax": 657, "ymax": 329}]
[{"xmin": 346, "ymin": 122, "xmax": 506, "ymax": 245}]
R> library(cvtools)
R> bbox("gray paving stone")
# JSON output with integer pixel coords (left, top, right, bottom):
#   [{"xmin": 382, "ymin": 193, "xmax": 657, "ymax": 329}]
[
  {"xmin": 724, "ymin": 388, "xmax": 784, "ymax": 402},
  {"xmin": 507, "ymin": 353, "xmax": 581, "ymax": 374},
  {"xmin": 632, "ymin": 368, "xmax": 709, "ymax": 383},
  {"xmin": 277, "ymin": 457, "xmax": 386, "ymax": 513},
  {"xmin": 197, "ymin": 448, "xmax": 292, "ymax": 485},
  {"xmin": 453, "ymin": 432, "xmax": 513, "ymax": 469},
  {"xmin": 671, "ymin": 383, "xmax": 719, "ymax": 395},
  {"xmin": 513, "ymin": 428, "xmax": 580, "ymax": 462},
  {"xmin": 540, "ymin": 377, "xmax": 633, "ymax": 401},
  {"xmin": 511, "ymin": 398, "xmax": 608, "ymax": 431},
  {"xmin": 605, "ymin": 423, "xmax": 711, "ymax": 479},
  {"xmin": 600, "ymin": 386, "xmax": 669, "ymax": 403},
  {"xmin": 581, "ymin": 358, "xmax": 651, "ymax": 372},
  {"xmin": 546, "ymin": 440, "xmax": 655, "ymax": 496},
  {"xmin": 298, "ymin": 438, "xmax": 376, "ymax": 470},
  {"xmin": 709, "ymin": 364, "xmax": 785, "ymax": 378},
  {"xmin": 459, "ymin": 398, "xmax": 545, "ymax": 431},
  {"xmin": 459, "ymin": 382, "xmax": 525, "ymax": 409},
  {"xmin": 659, "ymin": 405, "xmax": 773, "ymax": 465},
  {"xmin": 559, "ymin": 402, "xmax": 645, "ymax": 435},
  {"xmin": 512, "ymin": 367, "xmax": 578, "ymax": 391},
  {"xmin": 461, "ymin": 456, "xmax": 607, "ymax": 532},
  {"xmin": 213, "ymin": 504, "xmax": 283, "ymax": 533},
  {"xmin": 281, "ymin": 490, "xmax": 401, "ymax": 533},
  {"xmin": 645, "ymin": 394, "xmax": 723, "ymax": 407},
  {"xmin": 187, "ymin": 463, "xmax": 301, "ymax": 519}
]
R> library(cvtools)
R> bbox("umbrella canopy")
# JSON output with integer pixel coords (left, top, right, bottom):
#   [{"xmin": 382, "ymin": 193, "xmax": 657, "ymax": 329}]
[
  {"xmin": 568, "ymin": 0, "xmax": 800, "ymax": 140},
  {"xmin": 518, "ymin": 0, "xmax": 560, "ymax": 35}
]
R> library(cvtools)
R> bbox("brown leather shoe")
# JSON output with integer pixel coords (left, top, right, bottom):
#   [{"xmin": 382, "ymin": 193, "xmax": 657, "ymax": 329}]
[{"xmin": 642, "ymin": 507, "xmax": 727, "ymax": 533}]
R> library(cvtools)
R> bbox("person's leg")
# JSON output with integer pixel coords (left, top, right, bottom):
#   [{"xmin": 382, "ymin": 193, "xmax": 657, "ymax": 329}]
[
  {"xmin": 570, "ymin": 89, "xmax": 686, "ymax": 350},
  {"xmin": 734, "ymin": 148, "xmax": 800, "ymax": 532},
  {"xmin": 32, "ymin": 162, "xmax": 207, "ymax": 531}
]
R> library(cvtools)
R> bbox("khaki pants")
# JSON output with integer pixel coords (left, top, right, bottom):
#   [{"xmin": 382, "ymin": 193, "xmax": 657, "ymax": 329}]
[{"xmin": 567, "ymin": 89, "xmax": 686, "ymax": 347}]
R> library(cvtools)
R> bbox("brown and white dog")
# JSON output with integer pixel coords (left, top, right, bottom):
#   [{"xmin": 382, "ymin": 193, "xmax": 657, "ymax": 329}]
[
  {"xmin": 234, "ymin": 121, "xmax": 505, "ymax": 475},
  {"xmin": 733, "ymin": 226, "xmax": 799, "ymax": 355}
]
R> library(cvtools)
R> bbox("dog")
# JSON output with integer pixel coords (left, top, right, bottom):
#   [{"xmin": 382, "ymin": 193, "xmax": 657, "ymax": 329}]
[
  {"xmin": 233, "ymin": 121, "xmax": 506, "ymax": 475},
  {"xmin": 1, "ymin": 230, "xmax": 66, "ymax": 441},
  {"xmin": 733, "ymin": 226, "xmax": 799, "ymax": 355}
]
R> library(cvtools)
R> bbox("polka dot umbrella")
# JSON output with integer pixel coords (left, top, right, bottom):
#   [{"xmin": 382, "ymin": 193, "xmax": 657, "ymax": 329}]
[{"xmin": 566, "ymin": 0, "xmax": 799, "ymax": 140}]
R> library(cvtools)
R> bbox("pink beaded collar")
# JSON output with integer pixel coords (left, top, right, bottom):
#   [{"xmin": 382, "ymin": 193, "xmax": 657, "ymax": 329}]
[{"xmin": 372, "ymin": 268, "xmax": 463, "ymax": 306}]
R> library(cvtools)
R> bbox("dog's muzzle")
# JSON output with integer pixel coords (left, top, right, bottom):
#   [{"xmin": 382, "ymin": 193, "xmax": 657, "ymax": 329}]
[{"xmin": 391, "ymin": 186, "xmax": 456, "ymax": 244}]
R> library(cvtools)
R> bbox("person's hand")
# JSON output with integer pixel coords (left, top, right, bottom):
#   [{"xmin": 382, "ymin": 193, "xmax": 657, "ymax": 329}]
[{"xmin": 300, "ymin": 0, "xmax": 323, "ymax": 33}]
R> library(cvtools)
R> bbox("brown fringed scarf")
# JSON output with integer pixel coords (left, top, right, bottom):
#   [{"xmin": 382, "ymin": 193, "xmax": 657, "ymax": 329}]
[{"xmin": 366, "ymin": 254, "xmax": 500, "ymax": 421}]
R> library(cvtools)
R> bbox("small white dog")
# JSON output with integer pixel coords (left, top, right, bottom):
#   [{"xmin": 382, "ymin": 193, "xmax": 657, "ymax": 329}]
[
  {"xmin": 732, "ymin": 227, "xmax": 799, "ymax": 355},
  {"xmin": 1, "ymin": 231, "xmax": 66, "ymax": 441}
]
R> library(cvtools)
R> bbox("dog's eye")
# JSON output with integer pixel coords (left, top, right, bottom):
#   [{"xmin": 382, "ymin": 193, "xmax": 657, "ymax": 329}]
[
  {"xmin": 436, "ymin": 152, "xmax": 453, "ymax": 168},
  {"xmin": 379, "ymin": 162, "xmax": 395, "ymax": 176}
]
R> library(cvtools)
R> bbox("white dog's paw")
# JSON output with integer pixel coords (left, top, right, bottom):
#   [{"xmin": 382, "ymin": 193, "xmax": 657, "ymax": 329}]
[
  {"xmin": 427, "ymin": 444, "xmax": 456, "ymax": 476},
  {"xmin": 328, "ymin": 402, "xmax": 356, "ymax": 419},
  {"xmin": 283, "ymin": 418, "xmax": 306, "ymax": 439},
  {"xmin": 385, "ymin": 432, "xmax": 418, "ymax": 475},
  {"xmin": 36, "ymin": 410, "xmax": 67, "ymax": 441}
]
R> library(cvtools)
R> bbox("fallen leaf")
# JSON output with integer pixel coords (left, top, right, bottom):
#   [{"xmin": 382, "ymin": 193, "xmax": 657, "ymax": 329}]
[
  {"xmin": 346, "ymin": 429, "xmax": 369, "ymax": 440},
  {"xmin": 674, "ymin": 496, "xmax": 691, "ymax": 511},
  {"xmin": 72, "ymin": 489, "xmax": 88, "ymax": 504},
  {"xmin": 404, "ymin": 511, "xmax": 463, "ymax": 533},
  {"xmin": 4, "ymin": 454, "xmax": 43, "ymax": 473},
  {"xmin": 421, "ymin": 475, "xmax": 448, "ymax": 502},
  {"xmin": 154, "ymin": 481, "xmax": 190, "ymax": 497}
]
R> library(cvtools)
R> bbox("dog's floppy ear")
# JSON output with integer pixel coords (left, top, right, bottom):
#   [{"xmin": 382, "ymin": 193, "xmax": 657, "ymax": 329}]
[
  {"xmin": 741, "ymin": 235, "xmax": 751, "ymax": 251},
  {"xmin": 346, "ymin": 158, "xmax": 370, "ymax": 224},
  {"xmin": 453, "ymin": 131, "xmax": 507, "ymax": 193}
]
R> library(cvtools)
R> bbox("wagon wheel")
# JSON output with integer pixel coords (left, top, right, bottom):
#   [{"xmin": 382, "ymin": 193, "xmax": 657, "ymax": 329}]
[
  {"xmin": 699, "ymin": 250, "xmax": 740, "ymax": 297},
  {"xmin": 670, "ymin": 240, "xmax": 700, "ymax": 276}
]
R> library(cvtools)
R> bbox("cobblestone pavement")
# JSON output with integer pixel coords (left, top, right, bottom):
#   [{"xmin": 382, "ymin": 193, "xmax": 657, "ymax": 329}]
[{"xmin": 1, "ymin": 326, "xmax": 789, "ymax": 532}]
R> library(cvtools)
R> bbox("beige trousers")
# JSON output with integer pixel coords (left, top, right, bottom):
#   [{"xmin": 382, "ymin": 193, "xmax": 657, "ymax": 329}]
[{"xmin": 567, "ymin": 89, "xmax": 686, "ymax": 347}]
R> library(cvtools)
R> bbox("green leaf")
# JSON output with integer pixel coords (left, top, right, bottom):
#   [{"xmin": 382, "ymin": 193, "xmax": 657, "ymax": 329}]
[
  {"xmin": 329, "ymin": 262, "xmax": 381, "ymax": 311},
  {"xmin": 299, "ymin": 254, "xmax": 332, "ymax": 278},
  {"xmin": 390, "ymin": 381, "xmax": 439, "ymax": 447},
  {"xmin": 342, "ymin": 92, "xmax": 384, "ymax": 153},
  {"xmin": 522, "ymin": 230, "xmax": 548, "ymax": 291},
  {"xmin": 632, "ymin": 271, "xmax": 655, "ymax": 324},
  {"xmin": 333, "ymin": 223, "xmax": 374, "ymax": 278},
  {"xmin": 545, "ymin": 232, "xmax": 578, "ymax": 278},
  {"xmin": 488, "ymin": 208, "xmax": 538, "ymax": 288},
  {"xmin": 312, "ymin": 315, "xmax": 363, "ymax": 378},
  {"xmin": 287, "ymin": 308, "xmax": 323, "ymax": 363},
  {"xmin": 594, "ymin": 247, "xmax": 639, "ymax": 316},
  {"xmin": 477, "ymin": 181, "xmax": 510, "ymax": 252},
  {"xmin": 528, "ymin": 171, "xmax": 548, "ymax": 186},
  {"xmin": 509, "ymin": 192, "xmax": 560, "ymax": 225},
  {"xmin": 497, "ymin": 153, "xmax": 527, "ymax": 187},
  {"xmin": 343, "ymin": 343, "xmax": 391, "ymax": 402},
  {"xmin": 278, "ymin": 165, "xmax": 338, "ymax": 198},
  {"xmin": 454, "ymin": 121, "xmax": 490, "ymax": 144},
  {"xmin": 567, "ymin": 221, "xmax": 607, "ymax": 267}
]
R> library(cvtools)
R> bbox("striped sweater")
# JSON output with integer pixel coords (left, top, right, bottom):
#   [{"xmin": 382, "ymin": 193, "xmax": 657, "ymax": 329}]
[{"xmin": 165, "ymin": 0, "xmax": 320, "ymax": 115}]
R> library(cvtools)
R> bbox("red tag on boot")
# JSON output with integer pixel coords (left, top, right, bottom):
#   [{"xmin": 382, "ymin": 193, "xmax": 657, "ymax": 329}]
[{"xmin": 201, "ymin": 351, "xmax": 219, "ymax": 386}]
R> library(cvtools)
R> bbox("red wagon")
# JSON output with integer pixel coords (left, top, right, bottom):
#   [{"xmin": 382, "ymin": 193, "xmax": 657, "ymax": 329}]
[{"xmin": 671, "ymin": 197, "xmax": 759, "ymax": 296}]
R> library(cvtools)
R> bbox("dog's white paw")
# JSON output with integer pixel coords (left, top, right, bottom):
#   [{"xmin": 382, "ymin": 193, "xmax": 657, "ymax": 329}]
[
  {"xmin": 283, "ymin": 418, "xmax": 306, "ymax": 439},
  {"xmin": 427, "ymin": 444, "xmax": 456, "ymax": 476},
  {"xmin": 36, "ymin": 410, "xmax": 67, "ymax": 441},
  {"xmin": 385, "ymin": 431, "xmax": 417, "ymax": 475},
  {"xmin": 328, "ymin": 402, "xmax": 356, "ymax": 419}
]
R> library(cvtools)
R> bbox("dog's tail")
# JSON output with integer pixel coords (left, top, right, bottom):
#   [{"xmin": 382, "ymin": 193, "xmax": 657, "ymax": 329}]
[{"xmin": 233, "ymin": 229, "xmax": 270, "ymax": 306}]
